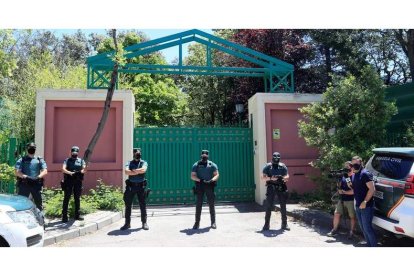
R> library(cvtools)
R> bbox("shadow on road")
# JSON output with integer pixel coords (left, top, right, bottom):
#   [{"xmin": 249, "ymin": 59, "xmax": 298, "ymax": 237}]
[
  {"xmin": 256, "ymin": 229, "xmax": 284, "ymax": 238},
  {"xmin": 107, "ymin": 228, "xmax": 142, "ymax": 236},
  {"xmin": 180, "ymin": 227, "xmax": 211, "ymax": 235},
  {"xmin": 46, "ymin": 219, "xmax": 75, "ymax": 230},
  {"xmin": 232, "ymin": 202, "xmax": 264, "ymax": 213}
]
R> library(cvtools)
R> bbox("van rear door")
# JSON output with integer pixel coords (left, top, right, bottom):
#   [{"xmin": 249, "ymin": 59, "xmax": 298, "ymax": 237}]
[{"xmin": 367, "ymin": 154, "xmax": 413, "ymax": 219}]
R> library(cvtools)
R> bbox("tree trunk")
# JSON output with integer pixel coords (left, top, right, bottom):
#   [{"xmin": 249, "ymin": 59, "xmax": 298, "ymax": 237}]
[
  {"xmin": 395, "ymin": 29, "xmax": 414, "ymax": 80},
  {"xmin": 83, "ymin": 29, "xmax": 119, "ymax": 166},
  {"xmin": 408, "ymin": 30, "xmax": 414, "ymax": 80},
  {"xmin": 324, "ymin": 45, "xmax": 332, "ymax": 84}
]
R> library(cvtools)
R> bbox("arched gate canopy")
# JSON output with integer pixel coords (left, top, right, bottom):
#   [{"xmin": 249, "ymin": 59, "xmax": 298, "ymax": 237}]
[{"xmin": 87, "ymin": 29, "xmax": 294, "ymax": 92}]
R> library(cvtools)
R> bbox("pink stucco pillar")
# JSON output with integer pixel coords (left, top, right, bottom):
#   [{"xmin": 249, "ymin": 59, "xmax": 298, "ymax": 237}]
[
  {"xmin": 248, "ymin": 93, "xmax": 322, "ymax": 205},
  {"xmin": 35, "ymin": 90, "xmax": 135, "ymax": 192}
]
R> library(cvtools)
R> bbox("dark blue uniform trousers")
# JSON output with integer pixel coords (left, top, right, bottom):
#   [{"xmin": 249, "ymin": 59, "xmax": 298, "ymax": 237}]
[
  {"xmin": 18, "ymin": 180, "xmax": 43, "ymax": 211},
  {"xmin": 123, "ymin": 184, "xmax": 147, "ymax": 224},
  {"xmin": 195, "ymin": 182, "xmax": 216, "ymax": 224},
  {"xmin": 265, "ymin": 184, "xmax": 288, "ymax": 226}
]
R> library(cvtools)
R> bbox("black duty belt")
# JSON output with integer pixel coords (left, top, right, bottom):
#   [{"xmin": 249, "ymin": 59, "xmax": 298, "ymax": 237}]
[{"xmin": 126, "ymin": 180, "xmax": 147, "ymax": 187}]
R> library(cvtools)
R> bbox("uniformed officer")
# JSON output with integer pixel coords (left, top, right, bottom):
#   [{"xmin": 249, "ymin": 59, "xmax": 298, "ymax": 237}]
[
  {"xmin": 191, "ymin": 150, "xmax": 219, "ymax": 229},
  {"xmin": 15, "ymin": 142, "xmax": 48, "ymax": 211},
  {"xmin": 61, "ymin": 146, "xmax": 86, "ymax": 223},
  {"xmin": 120, "ymin": 148, "xmax": 149, "ymax": 231},
  {"xmin": 262, "ymin": 152, "xmax": 290, "ymax": 231}
]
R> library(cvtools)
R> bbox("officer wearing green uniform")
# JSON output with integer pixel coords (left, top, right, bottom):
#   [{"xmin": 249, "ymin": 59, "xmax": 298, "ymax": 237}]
[
  {"xmin": 191, "ymin": 150, "xmax": 219, "ymax": 230},
  {"xmin": 262, "ymin": 152, "xmax": 290, "ymax": 231},
  {"xmin": 61, "ymin": 146, "xmax": 86, "ymax": 223},
  {"xmin": 121, "ymin": 148, "xmax": 149, "ymax": 231},
  {"xmin": 15, "ymin": 142, "xmax": 48, "ymax": 211}
]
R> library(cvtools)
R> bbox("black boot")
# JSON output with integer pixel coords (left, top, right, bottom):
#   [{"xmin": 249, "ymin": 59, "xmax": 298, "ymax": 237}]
[
  {"xmin": 211, "ymin": 222, "xmax": 217, "ymax": 229},
  {"xmin": 193, "ymin": 222, "xmax": 200, "ymax": 229},
  {"xmin": 120, "ymin": 223, "xmax": 131, "ymax": 231},
  {"xmin": 281, "ymin": 223, "xmax": 290, "ymax": 231},
  {"xmin": 262, "ymin": 222, "xmax": 270, "ymax": 231},
  {"xmin": 62, "ymin": 217, "xmax": 68, "ymax": 223},
  {"xmin": 75, "ymin": 216, "xmax": 84, "ymax": 221},
  {"xmin": 142, "ymin": 222, "xmax": 149, "ymax": 230}
]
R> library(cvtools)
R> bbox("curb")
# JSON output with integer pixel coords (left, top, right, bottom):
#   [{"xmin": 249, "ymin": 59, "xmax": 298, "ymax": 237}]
[{"xmin": 44, "ymin": 211, "xmax": 123, "ymax": 246}]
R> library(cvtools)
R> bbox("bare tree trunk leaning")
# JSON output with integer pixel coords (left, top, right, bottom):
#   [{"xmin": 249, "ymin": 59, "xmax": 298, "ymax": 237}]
[
  {"xmin": 395, "ymin": 29, "xmax": 414, "ymax": 81},
  {"xmin": 83, "ymin": 29, "xmax": 119, "ymax": 166}
]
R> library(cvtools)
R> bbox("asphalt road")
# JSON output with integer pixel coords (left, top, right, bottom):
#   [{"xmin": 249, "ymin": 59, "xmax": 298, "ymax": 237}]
[{"xmin": 50, "ymin": 204, "xmax": 360, "ymax": 247}]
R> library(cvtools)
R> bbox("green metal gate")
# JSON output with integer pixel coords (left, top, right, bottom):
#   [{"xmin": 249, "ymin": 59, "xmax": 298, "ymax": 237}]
[{"xmin": 134, "ymin": 127, "xmax": 255, "ymax": 205}]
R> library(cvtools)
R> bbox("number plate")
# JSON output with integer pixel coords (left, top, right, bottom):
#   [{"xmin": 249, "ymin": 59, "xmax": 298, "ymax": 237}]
[{"xmin": 374, "ymin": 190, "xmax": 384, "ymax": 199}]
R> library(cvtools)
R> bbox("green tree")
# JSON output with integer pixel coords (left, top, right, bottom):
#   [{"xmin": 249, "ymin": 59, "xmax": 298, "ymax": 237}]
[
  {"xmin": 96, "ymin": 31, "xmax": 188, "ymax": 126},
  {"xmin": 0, "ymin": 30, "xmax": 18, "ymax": 78},
  {"xmin": 178, "ymin": 42, "xmax": 236, "ymax": 126},
  {"xmin": 2, "ymin": 52, "xmax": 86, "ymax": 141},
  {"xmin": 298, "ymin": 66, "xmax": 397, "ymax": 199},
  {"xmin": 127, "ymin": 74, "xmax": 188, "ymax": 126}
]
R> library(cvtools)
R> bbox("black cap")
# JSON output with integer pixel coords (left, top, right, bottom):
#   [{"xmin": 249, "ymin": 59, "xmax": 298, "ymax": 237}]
[
  {"xmin": 201, "ymin": 150, "xmax": 209, "ymax": 155},
  {"xmin": 26, "ymin": 142, "xmax": 36, "ymax": 149},
  {"xmin": 272, "ymin": 152, "xmax": 281, "ymax": 158},
  {"xmin": 71, "ymin": 146, "xmax": 80, "ymax": 153},
  {"xmin": 133, "ymin": 148, "xmax": 141, "ymax": 153}
]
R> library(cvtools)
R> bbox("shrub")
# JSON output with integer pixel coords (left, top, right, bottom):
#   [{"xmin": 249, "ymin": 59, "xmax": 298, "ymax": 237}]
[
  {"xmin": 42, "ymin": 179, "xmax": 124, "ymax": 218},
  {"xmin": 88, "ymin": 179, "xmax": 124, "ymax": 211},
  {"xmin": 43, "ymin": 188, "xmax": 98, "ymax": 218},
  {"xmin": 0, "ymin": 163, "xmax": 15, "ymax": 183}
]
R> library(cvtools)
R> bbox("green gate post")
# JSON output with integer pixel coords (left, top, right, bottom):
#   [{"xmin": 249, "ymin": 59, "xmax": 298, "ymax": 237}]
[{"xmin": 8, "ymin": 138, "xmax": 17, "ymax": 166}]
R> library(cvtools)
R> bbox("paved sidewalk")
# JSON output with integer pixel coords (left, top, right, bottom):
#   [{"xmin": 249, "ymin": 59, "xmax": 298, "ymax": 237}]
[
  {"xmin": 44, "ymin": 211, "xmax": 123, "ymax": 246},
  {"xmin": 44, "ymin": 203, "xmax": 358, "ymax": 246}
]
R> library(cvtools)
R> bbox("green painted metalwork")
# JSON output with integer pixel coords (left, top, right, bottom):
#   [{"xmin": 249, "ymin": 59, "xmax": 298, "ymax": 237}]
[
  {"xmin": 133, "ymin": 127, "xmax": 255, "ymax": 205},
  {"xmin": 385, "ymin": 82, "xmax": 414, "ymax": 132},
  {"xmin": 87, "ymin": 29, "xmax": 294, "ymax": 92},
  {"xmin": 0, "ymin": 137, "xmax": 29, "ymax": 194}
]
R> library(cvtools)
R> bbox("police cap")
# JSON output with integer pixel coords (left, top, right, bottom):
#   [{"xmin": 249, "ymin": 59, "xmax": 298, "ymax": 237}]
[
  {"xmin": 272, "ymin": 152, "xmax": 281, "ymax": 158},
  {"xmin": 26, "ymin": 142, "xmax": 36, "ymax": 149}
]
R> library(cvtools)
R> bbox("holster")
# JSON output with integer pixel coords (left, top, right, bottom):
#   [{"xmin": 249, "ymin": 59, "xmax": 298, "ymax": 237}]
[{"xmin": 60, "ymin": 179, "xmax": 66, "ymax": 190}]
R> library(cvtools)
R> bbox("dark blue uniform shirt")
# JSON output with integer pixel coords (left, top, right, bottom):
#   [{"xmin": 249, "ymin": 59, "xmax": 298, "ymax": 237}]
[
  {"xmin": 15, "ymin": 155, "xmax": 47, "ymax": 177},
  {"xmin": 351, "ymin": 169, "xmax": 374, "ymax": 208},
  {"xmin": 262, "ymin": 162, "xmax": 288, "ymax": 177},
  {"xmin": 63, "ymin": 157, "xmax": 85, "ymax": 172},
  {"xmin": 192, "ymin": 161, "xmax": 218, "ymax": 181},
  {"xmin": 126, "ymin": 159, "xmax": 148, "ymax": 183}
]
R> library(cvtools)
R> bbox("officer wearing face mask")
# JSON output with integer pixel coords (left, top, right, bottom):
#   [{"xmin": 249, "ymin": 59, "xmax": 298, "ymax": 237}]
[
  {"xmin": 120, "ymin": 148, "xmax": 149, "ymax": 231},
  {"xmin": 61, "ymin": 146, "xmax": 86, "ymax": 223},
  {"xmin": 15, "ymin": 142, "xmax": 48, "ymax": 211},
  {"xmin": 191, "ymin": 150, "xmax": 219, "ymax": 230},
  {"xmin": 262, "ymin": 152, "xmax": 290, "ymax": 231}
]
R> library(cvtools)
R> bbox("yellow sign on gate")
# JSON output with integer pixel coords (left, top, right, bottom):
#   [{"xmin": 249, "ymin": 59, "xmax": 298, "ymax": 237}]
[{"xmin": 273, "ymin": 128, "xmax": 280, "ymax": 140}]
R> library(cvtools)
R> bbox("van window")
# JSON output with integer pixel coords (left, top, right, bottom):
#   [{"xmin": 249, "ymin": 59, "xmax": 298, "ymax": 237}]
[{"xmin": 371, "ymin": 154, "xmax": 414, "ymax": 180}]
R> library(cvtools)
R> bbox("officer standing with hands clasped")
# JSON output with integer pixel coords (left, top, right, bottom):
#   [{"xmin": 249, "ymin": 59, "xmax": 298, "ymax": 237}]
[
  {"xmin": 15, "ymin": 142, "xmax": 48, "ymax": 211},
  {"xmin": 61, "ymin": 146, "xmax": 86, "ymax": 223},
  {"xmin": 262, "ymin": 152, "xmax": 290, "ymax": 231},
  {"xmin": 191, "ymin": 150, "xmax": 219, "ymax": 230},
  {"xmin": 121, "ymin": 148, "xmax": 149, "ymax": 231}
]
